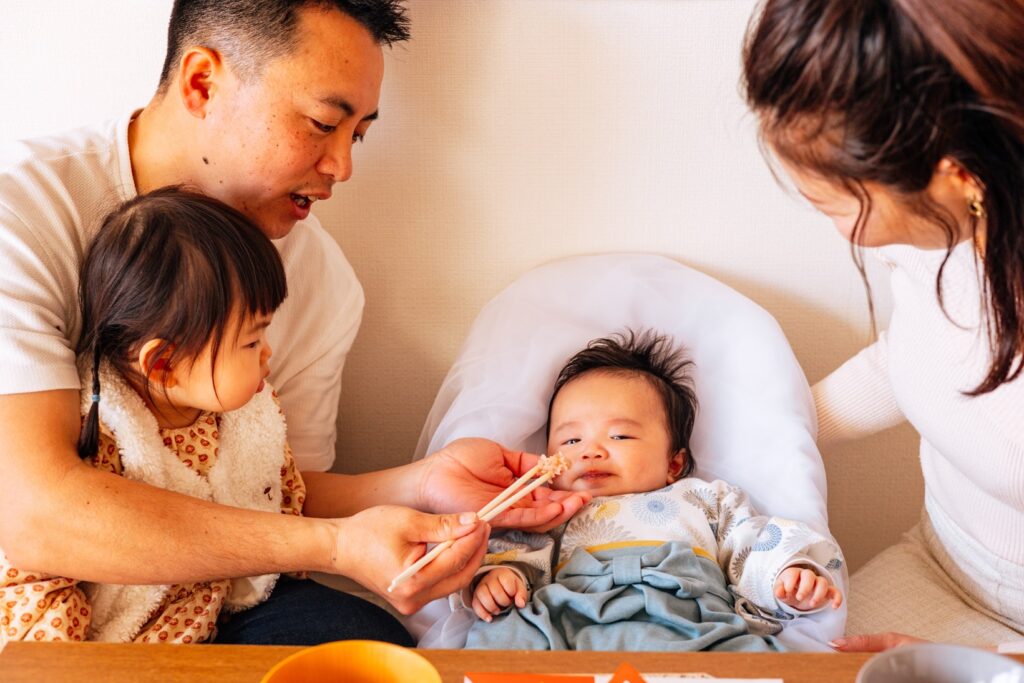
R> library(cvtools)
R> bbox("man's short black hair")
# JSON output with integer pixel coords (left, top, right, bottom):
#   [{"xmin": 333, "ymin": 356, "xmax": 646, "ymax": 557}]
[
  {"xmin": 157, "ymin": 0, "xmax": 409, "ymax": 92},
  {"xmin": 547, "ymin": 329, "xmax": 699, "ymax": 478}
]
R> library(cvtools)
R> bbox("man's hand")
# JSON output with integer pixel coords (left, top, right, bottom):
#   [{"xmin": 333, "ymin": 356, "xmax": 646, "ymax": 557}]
[
  {"xmin": 829, "ymin": 632, "xmax": 928, "ymax": 652},
  {"xmin": 418, "ymin": 438, "xmax": 590, "ymax": 532},
  {"xmin": 774, "ymin": 566, "xmax": 843, "ymax": 611},
  {"xmin": 331, "ymin": 505, "xmax": 489, "ymax": 615},
  {"xmin": 472, "ymin": 567, "xmax": 528, "ymax": 622}
]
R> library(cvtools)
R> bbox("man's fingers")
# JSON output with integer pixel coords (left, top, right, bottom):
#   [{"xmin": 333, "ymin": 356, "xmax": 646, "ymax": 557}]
[
  {"xmin": 423, "ymin": 526, "xmax": 490, "ymax": 599},
  {"xmin": 491, "ymin": 501, "xmax": 561, "ymax": 529},
  {"xmin": 419, "ymin": 511, "xmax": 481, "ymax": 543},
  {"xmin": 390, "ymin": 524, "xmax": 489, "ymax": 613}
]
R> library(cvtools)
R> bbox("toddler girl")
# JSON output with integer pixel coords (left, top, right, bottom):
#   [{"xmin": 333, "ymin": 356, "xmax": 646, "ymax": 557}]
[{"xmin": 0, "ymin": 187, "xmax": 298, "ymax": 644}]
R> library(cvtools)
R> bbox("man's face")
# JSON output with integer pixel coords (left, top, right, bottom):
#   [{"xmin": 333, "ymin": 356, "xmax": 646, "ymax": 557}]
[{"xmin": 199, "ymin": 7, "xmax": 384, "ymax": 239}]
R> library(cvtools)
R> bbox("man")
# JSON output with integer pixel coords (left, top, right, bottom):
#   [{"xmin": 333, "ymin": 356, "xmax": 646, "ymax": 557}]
[{"xmin": 0, "ymin": 0, "xmax": 585, "ymax": 645}]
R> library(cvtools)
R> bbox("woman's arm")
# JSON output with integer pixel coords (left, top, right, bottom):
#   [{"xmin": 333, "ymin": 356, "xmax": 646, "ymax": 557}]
[{"xmin": 813, "ymin": 333, "xmax": 905, "ymax": 448}]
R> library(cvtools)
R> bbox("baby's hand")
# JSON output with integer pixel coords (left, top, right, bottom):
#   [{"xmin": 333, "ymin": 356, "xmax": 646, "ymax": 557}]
[
  {"xmin": 472, "ymin": 567, "xmax": 528, "ymax": 622},
  {"xmin": 774, "ymin": 566, "xmax": 843, "ymax": 611}
]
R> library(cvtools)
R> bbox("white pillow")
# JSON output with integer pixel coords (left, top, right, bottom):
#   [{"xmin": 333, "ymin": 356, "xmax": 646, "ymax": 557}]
[{"xmin": 414, "ymin": 253, "xmax": 846, "ymax": 650}]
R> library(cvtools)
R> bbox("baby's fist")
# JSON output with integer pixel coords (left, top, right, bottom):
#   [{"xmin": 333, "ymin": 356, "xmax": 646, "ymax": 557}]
[
  {"xmin": 471, "ymin": 568, "xmax": 528, "ymax": 622},
  {"xmin": 774, "ymin": 566, "xmax": 842, "ymax": 611}
]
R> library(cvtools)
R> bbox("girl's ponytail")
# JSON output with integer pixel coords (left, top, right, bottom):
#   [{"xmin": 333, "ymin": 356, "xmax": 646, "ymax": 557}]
[{"xmin": 77, "ymin": 343, "xmax": 102, "ymax": 459}]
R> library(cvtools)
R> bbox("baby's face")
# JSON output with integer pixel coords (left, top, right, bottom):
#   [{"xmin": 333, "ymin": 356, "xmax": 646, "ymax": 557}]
[{"xmin": 547, "ymin": 370, "xmax": 683, "ymax": 497}]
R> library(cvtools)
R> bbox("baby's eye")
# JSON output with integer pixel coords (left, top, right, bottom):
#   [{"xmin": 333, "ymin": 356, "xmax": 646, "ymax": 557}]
[
  {"xmin": 561, "ymin": 438, "xmax": 580, "ymax": 446},
  {"xmin": 311, "ymin": 118, "xmax": 337, "ymax": 134},
  {"xmin": 610, "ymin": 434, "xmax": 633, "ymax": 440}
]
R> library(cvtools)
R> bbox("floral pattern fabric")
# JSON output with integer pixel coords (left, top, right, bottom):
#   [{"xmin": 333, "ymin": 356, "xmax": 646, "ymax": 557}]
[{"xmin": 476, "ymin": 477, "xmax": 844, "ymax": 620}]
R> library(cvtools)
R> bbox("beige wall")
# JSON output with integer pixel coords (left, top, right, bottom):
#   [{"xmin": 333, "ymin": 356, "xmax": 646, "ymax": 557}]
[{"xmin": 2, "ymin": 0, "xmax": 921, "ymax": 571}]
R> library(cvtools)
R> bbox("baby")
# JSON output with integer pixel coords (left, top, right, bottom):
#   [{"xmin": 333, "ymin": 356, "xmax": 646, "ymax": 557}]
[{"xmin": 456, "ymin": 330, "xmax": 844, "ymax": 651}]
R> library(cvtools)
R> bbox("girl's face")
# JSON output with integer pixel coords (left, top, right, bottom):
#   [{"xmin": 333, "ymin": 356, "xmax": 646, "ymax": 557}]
[
  {"xmin": 145, "ymin": 309, "xmax": 274, "ymax": 427},
  {"xmin": 547, "ymin": 370, "xmax": 685, "ymax": 498},
  {"xmin": 187, "ymin": 310, "xmax": 275, "ymax": 413},
  {"xmin": 776, "ymin": 155, "xmax": 979, "ymax": 250}
]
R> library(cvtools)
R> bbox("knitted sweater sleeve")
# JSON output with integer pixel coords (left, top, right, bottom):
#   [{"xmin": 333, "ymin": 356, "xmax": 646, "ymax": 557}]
[{"xmin": 812, "ymin": 332, "xmax": 906, "ymax": 447}]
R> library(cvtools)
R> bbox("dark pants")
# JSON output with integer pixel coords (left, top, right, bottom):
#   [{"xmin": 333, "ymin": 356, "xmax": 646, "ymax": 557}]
[{"xmin": 214, "ymin": 577, "xmax": 414, "ymax": 646}]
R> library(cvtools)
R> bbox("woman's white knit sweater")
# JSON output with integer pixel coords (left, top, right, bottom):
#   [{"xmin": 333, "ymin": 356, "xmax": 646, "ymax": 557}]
[{"xmin": 813, "ymin": 240, "xmax": 1024, "ymax": 569}]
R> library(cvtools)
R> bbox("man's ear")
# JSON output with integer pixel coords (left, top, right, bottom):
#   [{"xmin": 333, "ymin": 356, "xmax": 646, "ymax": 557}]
[
  {"xmin": 137, "ymin": 339, "xmax": 177, "ymax": 387},
  {"xmin": 667, "ymin": 449, "xmax": 687, "ymax": 484},
  {"xmin": 177, "ymin": 46, "xmax": 225, "ymax": 120}
]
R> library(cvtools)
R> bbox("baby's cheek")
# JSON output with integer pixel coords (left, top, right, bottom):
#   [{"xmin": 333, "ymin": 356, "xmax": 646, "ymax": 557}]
[{"xmin": 552, "ymin": 473, "xmax": 571, "ymax": 491}]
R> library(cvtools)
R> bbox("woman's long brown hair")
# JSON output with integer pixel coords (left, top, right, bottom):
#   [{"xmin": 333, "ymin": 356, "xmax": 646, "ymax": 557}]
[{"xmin": 742, "ymin": 0, "xmax": 1024, "ymax": 394}]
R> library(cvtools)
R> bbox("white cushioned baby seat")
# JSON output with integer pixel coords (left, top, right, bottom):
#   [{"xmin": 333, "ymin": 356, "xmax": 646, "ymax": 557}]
[{"xmin": 413, "ymin": 253, "xmax": 847, "ymax": 650}]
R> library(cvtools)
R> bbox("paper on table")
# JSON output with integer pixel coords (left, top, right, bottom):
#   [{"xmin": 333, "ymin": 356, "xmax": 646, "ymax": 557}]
[{"xmin": 464, "ymin": 673, "xmax": 782, "ymax": 682}]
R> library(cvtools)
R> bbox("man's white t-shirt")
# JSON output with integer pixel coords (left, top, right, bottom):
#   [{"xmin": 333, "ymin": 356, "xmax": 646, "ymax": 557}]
[{"xmin": 0, "ymin": 113, "xmax": 363, "ymax": 471}]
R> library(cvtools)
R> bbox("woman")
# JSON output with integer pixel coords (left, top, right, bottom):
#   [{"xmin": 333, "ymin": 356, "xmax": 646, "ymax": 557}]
[{"xmin": 742, "ymin": 0, "xmax": 1024, "ymax": 650}]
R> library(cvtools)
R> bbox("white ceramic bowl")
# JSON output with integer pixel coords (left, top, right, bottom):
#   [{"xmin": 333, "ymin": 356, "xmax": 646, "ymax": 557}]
[{"xmin": 857, "ymin": 643, "xmax": 1024, "ymax": 683}]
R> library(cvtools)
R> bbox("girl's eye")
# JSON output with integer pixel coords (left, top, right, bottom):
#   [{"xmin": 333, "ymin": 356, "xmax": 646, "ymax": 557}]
[
  {"xmin": 311, "ymin": 119, "xmax": 337, "ymax": 134},
  {"xmin": 245, "ymin": 341, "xmax": 260, "ymax": 349}
]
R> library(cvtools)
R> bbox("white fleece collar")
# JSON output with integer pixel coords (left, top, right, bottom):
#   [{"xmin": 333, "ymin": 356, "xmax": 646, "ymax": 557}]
[{"xmin": 79, "ymin": 361, "xmax": 287, "ymax": 641}]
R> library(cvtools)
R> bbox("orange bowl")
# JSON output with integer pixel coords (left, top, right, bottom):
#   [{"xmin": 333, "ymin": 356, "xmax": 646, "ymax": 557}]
[{"xmin": 261, "ymin": 640, "xmax": 442, "ymax": 683}]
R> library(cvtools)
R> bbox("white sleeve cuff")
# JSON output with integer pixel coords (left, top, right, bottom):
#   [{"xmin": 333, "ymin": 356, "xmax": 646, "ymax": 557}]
[{"xmin": 772, "ymin": 558, "xmax": 839, "ymax": 616}]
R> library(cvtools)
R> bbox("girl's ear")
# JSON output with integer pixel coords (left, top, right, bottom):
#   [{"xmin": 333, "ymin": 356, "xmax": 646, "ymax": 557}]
[
  {"xmin": 137, "ymin": 339, "xmax": 178, "ymax": 387},
  {"xmin": 667, "ymin": 449, "xmax": 687, "ymax": 484}
]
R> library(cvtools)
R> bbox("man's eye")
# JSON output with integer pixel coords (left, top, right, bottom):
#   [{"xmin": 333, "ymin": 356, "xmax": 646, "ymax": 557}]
[
  {"xmin": 311, "ymin": 119, "xmax": 337, "ymax": 134},
  {"xmin": 352, "ymin": 132, "xmax": 365, "ymax": 144}
]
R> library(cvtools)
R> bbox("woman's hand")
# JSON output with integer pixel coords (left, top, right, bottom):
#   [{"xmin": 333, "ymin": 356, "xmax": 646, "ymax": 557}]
[
  {"xmin": 417, "ymin": 437, "xmax": 590, "ymax": 531},
  {"xmin": 329, "ymin": 505, "xmax": 490, "ymax": 615},
  {"xmin": 829, "ymin": 632, "xmax": 928, "ymax": 652}
]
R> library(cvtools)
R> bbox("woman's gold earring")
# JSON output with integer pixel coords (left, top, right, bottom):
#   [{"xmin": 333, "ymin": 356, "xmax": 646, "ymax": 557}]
[{"xmin": 967, "ymin": 195, "xmax": 986, "ymax": 219}]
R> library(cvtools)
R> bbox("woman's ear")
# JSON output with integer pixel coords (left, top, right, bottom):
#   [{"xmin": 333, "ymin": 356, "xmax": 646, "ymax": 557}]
[
  {"xmin": 667, "ymin": 449, "xmax": 687, "ymax": 483},
  {"xmin": 137, "ymin": 339, "xmax": 177, "ymax": 387},
  {"xmin": 933, "ymin": 157, "xmax": 985, "ymax": 199}
]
